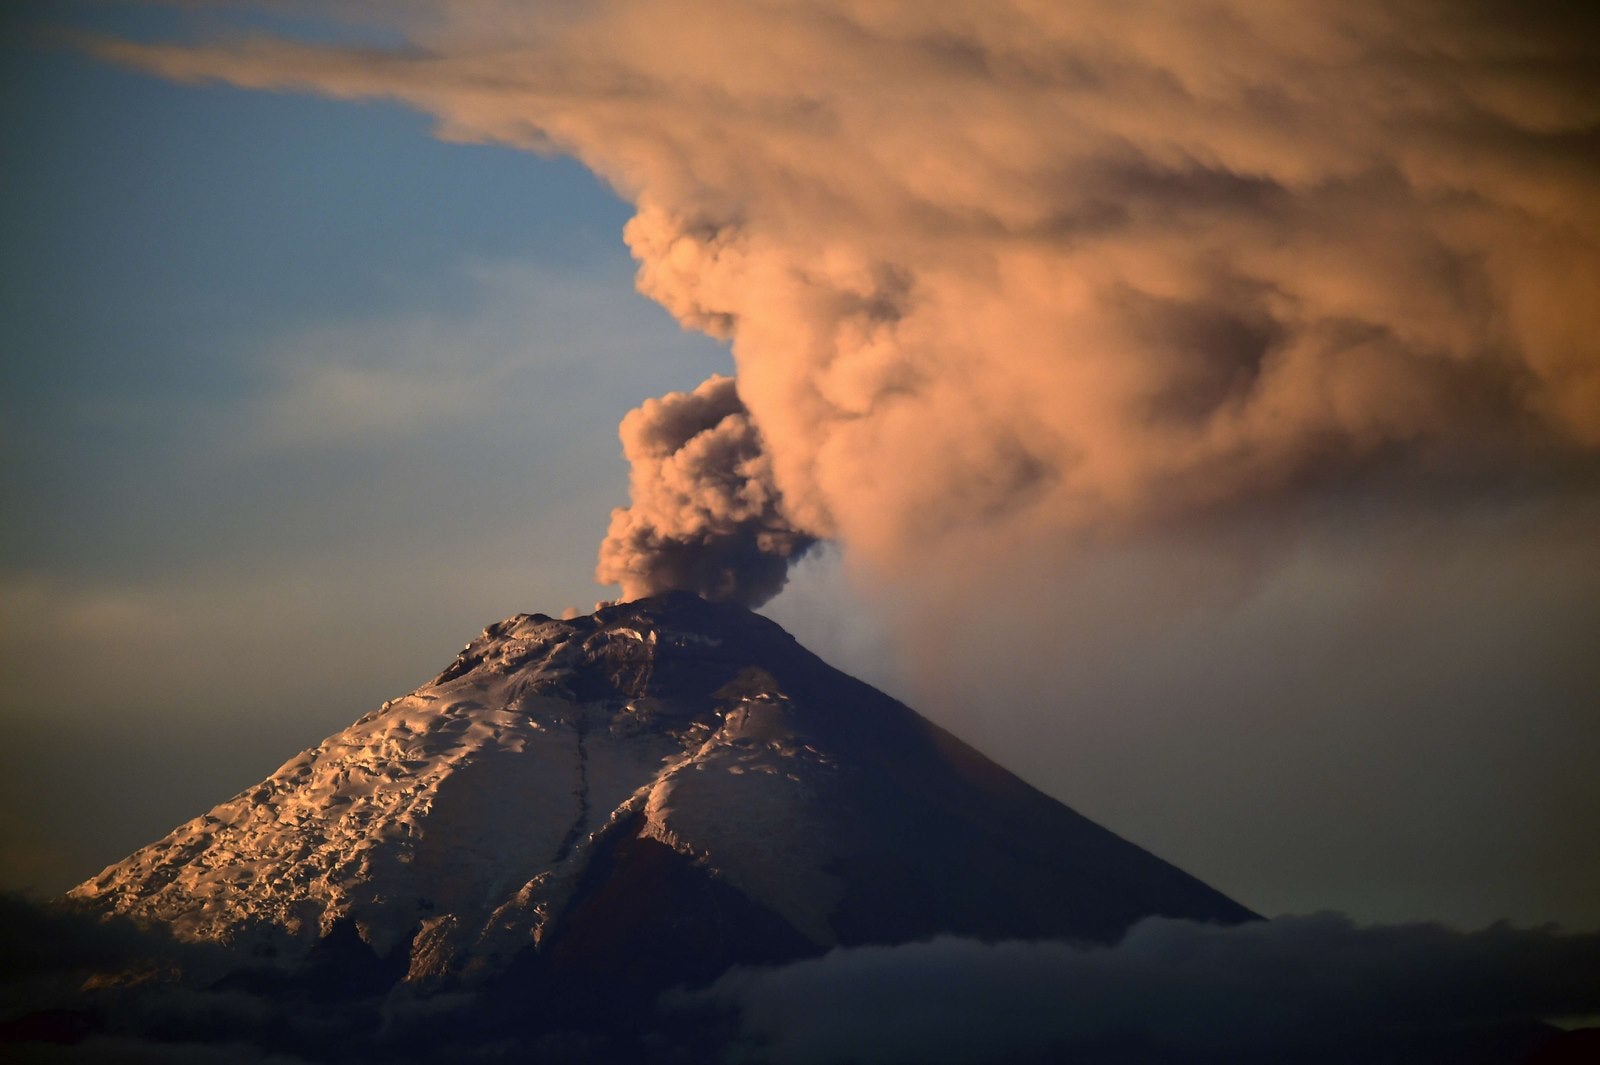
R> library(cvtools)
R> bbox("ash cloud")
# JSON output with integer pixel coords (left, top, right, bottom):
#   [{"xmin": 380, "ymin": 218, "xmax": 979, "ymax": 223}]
[
  {"xmin": 595, "ymin": 374, "xmax": 813, "ymax": 607},
  {"xmin": 678, "ymin": 913, "xmax": 1600, "ymax": 1064},
  {"xmin": 87, "ymin": 1, "xmax": 1600, "ymax": 590}
]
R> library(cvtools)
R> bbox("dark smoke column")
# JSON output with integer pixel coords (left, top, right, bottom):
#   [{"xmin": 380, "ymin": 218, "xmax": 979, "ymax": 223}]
[{"xmin": 596, "ymin": 375, "xmax": 815, "ymax": 608}]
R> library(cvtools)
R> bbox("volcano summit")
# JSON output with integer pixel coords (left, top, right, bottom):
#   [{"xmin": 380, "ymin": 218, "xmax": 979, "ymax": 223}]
[{"xmin": 67, "ymin": 593, "xmax": 1253, "ymax": 1040}]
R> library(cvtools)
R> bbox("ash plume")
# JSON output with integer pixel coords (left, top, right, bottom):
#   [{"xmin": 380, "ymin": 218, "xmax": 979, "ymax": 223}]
[
  {"xmin": 90, "ymin": 0, "xmax": 1600, "ymax": 584},
  {"xmin": 596, "ymin": 374, "xmax": 813, "ymax": 607},
  {"xmin": 90, "ymin": 2, "xmax": 1600, "ymax": 583}
]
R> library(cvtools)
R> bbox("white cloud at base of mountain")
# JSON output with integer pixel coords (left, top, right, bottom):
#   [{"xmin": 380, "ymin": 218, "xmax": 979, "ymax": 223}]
[{"xmin": 679, "ymin": 913, "xmax": 1600, "ymax": 1065}]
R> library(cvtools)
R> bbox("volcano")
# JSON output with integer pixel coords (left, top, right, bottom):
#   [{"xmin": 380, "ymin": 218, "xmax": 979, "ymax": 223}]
[{"xmin": 68, "ymin": 592, "xmax": 1253, "ymax": 1039}]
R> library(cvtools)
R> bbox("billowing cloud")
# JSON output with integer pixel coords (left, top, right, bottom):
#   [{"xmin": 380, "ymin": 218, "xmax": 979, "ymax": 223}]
[
  {"xmin": 677, "ymin": 913, "xmax": 1600, "ymax": 1064},
  {"xmin": 86, "ymin": 0, "xmax": 1600, "ymax": 595},
  {"xmin": 596, "ymin": 374, "xmax": 812, "ymax": 606}
]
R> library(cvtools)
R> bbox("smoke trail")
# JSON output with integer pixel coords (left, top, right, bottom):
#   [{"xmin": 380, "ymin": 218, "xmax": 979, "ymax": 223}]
[
  {"xmin": 88, "ymin": 0, "xmax": 1600, "ymax": 588},
  {"xmin": 596, "ymin": 374, "xmax": 813, "ymax": 606}
]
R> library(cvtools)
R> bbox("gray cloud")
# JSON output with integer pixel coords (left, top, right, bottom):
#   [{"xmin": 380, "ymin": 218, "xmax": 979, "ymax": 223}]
[
  {"xmin": 596, "ymin": 374, "xmax": 813, "ymax": 606},
  {"xmin": 680, "ymin": 913, "xmax": 1600, "ymax": 1064},
  {"xmin": 14, "ymin": 896, "xmax": 1593, "ymax": 1063}
]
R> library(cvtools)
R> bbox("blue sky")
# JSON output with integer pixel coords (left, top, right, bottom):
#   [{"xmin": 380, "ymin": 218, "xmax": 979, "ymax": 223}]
[{"xmin": 2, "ymin": 1, "xmax": 1596, "ymax": 935}]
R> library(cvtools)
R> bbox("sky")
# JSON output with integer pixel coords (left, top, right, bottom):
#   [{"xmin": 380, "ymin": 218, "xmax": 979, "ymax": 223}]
[{"xmin": 1, "ymin": 0, "xmax": 1597, "ymax": 937}]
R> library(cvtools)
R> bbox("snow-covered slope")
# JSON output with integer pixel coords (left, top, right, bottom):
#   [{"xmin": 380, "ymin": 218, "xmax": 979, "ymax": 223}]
[{"xmin": 69, "ymin": 593, "xmax": 1253, "ymax": 989}]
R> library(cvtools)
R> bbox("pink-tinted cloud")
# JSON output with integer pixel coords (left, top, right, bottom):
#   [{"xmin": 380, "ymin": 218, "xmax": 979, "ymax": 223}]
[{"xmin": 86, "ymin": 1, "xmax": 1600, "ymax": 595}]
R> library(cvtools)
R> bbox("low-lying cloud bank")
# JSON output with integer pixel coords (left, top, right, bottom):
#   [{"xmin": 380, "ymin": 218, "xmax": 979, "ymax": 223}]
[
  {"xmin": 679, "ymin": 913, "xmax": 1600, "ymax": 1064},
  {"xmin": 4, "ymin": 896, "xmax": 1598, "ymax": 1063}
]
